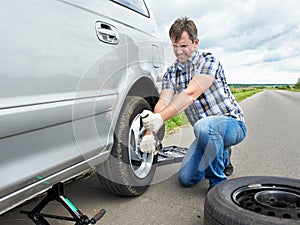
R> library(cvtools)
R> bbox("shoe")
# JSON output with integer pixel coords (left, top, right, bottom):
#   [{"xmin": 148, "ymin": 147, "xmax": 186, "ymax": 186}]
[
  {"xmin": 224, "ymin": 163, "xmax": 234, "ymax": 176},
  {"xmin": 223, "ymin": 148, "xmax": 234, "ymax": 176}
]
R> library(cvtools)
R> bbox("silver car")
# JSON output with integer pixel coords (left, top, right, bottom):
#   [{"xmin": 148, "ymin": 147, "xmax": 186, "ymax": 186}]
[{"xmin": 0, "ymin": 0, "xmax": 164, "ymax": 214}]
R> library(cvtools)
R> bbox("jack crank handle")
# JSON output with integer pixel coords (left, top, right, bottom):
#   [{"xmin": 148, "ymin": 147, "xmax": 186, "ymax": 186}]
[{"xmin": 90, "ymin": 209, "xmax": 106, "ymax": 224}]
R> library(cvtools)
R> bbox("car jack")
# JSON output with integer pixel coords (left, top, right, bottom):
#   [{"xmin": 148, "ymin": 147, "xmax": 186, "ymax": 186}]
[
  {"xmin": 157, "ymin": 145, "xmax": 188, "ymax": 166},
  {"xmin": 140, "ymin": 115, "xmax": 188, "ymax": 166},
  {"xmin": 20, "ymin": 182, "xmax": 106, "ymax": 225}
]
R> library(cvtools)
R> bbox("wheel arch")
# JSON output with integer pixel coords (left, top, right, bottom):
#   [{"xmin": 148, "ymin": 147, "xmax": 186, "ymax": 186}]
[{"xmin": 127, "ymin": 76, "xmax": 160, "ymax": 110}]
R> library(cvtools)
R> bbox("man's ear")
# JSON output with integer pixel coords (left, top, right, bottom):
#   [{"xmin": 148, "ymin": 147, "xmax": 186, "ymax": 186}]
[{"xmin": 194, "ymin": 38, "xmax": 199, "ymax": 47}]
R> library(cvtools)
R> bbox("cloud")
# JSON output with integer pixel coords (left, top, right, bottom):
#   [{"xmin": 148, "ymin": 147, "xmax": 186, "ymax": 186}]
[{"xmin": 148, "ymin": 0, "xmax": 300, "ymax": 83}]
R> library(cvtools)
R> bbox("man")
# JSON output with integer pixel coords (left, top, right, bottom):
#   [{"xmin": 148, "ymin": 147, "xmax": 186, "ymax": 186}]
[{"xmin": 140, "ymin": 17, "xmax": 246, "ymax": 190}]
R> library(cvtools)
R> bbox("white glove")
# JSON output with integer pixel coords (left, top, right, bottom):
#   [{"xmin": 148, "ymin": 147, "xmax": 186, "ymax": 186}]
[
  {"xmin": 140, "ymin": 134, "xmax": 157, "ymax": 154},
  {"xmin": 141, "ymin": 110, "xmax": 163, "ymax": 133}
]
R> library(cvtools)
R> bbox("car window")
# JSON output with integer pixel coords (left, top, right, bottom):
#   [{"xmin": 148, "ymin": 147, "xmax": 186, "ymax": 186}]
[{"xmin": 111, "ymin": 0, "xmax": 149, "ymax": 17}]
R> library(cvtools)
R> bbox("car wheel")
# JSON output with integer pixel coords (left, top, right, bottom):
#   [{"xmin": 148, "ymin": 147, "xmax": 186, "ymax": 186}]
[
  {"xmin": 204, "ymin": 176, "xmax": 300, "ymax": 225},
  {"xmin": 97, "ymin": 96, "xmax": 157, "ymax": 196}
]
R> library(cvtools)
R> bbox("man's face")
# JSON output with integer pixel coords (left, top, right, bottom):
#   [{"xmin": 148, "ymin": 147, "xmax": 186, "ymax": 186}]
[{"xmin": 171, "ymin": 31, "xmax": 199, "ymax": 63}]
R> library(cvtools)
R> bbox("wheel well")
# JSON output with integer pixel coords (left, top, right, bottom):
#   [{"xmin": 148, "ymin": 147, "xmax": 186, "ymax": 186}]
[{"xmin": 127, "ymin": 77, "xmax": 160, "ymax": 110}]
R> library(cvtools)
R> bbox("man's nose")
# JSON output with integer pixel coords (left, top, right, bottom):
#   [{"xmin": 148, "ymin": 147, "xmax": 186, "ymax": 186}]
[{"xmin": 175, "ymin": 48, "xmax": 183, "ymax": 54}]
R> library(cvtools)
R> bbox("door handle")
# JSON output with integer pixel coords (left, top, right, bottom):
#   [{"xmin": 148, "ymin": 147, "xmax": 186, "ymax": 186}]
[{"xmin": 95, "ymin": 21, "xmax": 119, "ymax": 45}]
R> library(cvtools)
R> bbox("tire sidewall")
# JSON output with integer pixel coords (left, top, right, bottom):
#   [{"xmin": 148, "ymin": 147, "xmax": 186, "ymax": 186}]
[
  {"xmin": 112, "ymin": 96, "xmax": 156, "ymax": 188},
  {"xmin": 205, "ymin": 176, "xmax": 300, "ymax": 225}
]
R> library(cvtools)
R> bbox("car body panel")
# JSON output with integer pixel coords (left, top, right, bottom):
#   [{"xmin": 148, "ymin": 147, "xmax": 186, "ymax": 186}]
[{"xmin": 0, "ymin": 0, "xmax": 163, "ymax": 214}]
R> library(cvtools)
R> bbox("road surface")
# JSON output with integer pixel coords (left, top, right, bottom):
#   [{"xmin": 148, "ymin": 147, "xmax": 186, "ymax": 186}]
[{"xmin": 1, "ymin": 90, "xmax": 300, "ymax": 225}]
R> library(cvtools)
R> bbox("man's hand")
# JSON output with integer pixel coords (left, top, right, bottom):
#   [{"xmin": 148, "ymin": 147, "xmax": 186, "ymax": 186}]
[
  {"xmin": 140, "ymin": 134, "xmax": 157, "ymax": 154},
  {"xmin": 141, "ymin": 110, "xmax": 163, "ymax": 133}
]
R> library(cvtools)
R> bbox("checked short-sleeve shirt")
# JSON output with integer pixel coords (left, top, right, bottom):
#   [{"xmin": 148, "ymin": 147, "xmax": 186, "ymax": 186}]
[{"xmin": 162, "ymin": 50, "xmax": 245, "ymax": 125}]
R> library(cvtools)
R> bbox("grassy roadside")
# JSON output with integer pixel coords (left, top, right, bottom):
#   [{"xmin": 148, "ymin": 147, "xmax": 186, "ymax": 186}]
[
  {"xmin": 165, "ymin": 85, "xmax": 298, "ymax": 134},
  {"xmin": 230, "ymin": 86, "xmax": 263, "ymax": 102}
]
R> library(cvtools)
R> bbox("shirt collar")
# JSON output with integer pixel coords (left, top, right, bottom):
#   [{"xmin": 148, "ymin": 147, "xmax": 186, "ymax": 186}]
[{"xmin": 175, "ymin": 50, "xmax": 199, "ymax": 71}]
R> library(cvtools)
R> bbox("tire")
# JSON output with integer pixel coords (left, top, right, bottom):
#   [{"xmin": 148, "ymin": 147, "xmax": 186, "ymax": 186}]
[
  {"xmin": 204, "ymin": 176, "xmax": 300, "ymax": 225},
  {"xmin": 97, "ymin": 96, "xmax": 157, "ymax": 196}
]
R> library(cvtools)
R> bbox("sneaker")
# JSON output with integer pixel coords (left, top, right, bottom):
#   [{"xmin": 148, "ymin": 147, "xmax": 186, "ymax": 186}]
[{"xmin": 224, "ymin": 163, "xmax": 234, "ymax": 176}]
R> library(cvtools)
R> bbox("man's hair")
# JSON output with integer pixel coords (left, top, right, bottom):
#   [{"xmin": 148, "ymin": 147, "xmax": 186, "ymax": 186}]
[{"xmin": 169, "ymin": 17, "xmax": 197, "ymax": 43}]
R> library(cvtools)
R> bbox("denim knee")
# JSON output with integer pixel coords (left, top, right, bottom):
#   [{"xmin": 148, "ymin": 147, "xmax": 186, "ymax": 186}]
[
  {"xmin": 178, "ymin": 167, "xmax": 204, "ymax": 187},
  {"xmin": 178, "ymin": 172, "xmax": 194, "ymax": 187},
  {"xmin": 193, "ymin": 117, "xmax": 211, "ymax": 139}
]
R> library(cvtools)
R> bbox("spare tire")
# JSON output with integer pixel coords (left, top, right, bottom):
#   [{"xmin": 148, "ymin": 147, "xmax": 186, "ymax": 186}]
[{"xmin": 204, "ymin": 176, "xmax": 300, "ymax": 225}]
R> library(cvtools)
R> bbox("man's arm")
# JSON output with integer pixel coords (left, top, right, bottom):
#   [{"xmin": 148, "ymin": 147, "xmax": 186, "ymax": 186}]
[
  {"xmin": 154, "ymin": 89, "xmax": 174, "ymax": 113},
  {"xmin": 141, "ymin": 89, "xmax": 174, "ymax": 135},
  {"xmin": 140, "ymin": 74, "xmax": 215, "ymax": 153},
  {"xmin": 159, "ymin": 74, "xmax": 215, "ymax": 121},
  {"xmin": 141, "ymin": 74, "xmax": 215, "ymax": 133}
]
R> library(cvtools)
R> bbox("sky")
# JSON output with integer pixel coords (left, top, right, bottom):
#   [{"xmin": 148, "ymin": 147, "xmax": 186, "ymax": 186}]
[{"xmin": 148, "ymin": 0, "xmax": 300, "ymax": 84}]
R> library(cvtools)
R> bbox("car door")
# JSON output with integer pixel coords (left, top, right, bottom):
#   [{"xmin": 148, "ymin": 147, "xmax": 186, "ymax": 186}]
[{"xmin": 0, "ymin": 0, "xmax": 127, "ymax": 200}]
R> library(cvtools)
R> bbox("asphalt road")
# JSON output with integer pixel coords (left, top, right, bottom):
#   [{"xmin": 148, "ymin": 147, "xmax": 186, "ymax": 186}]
[{"xmin": 1, "ymin": 90, "xmax": 300, "ymax": 225}]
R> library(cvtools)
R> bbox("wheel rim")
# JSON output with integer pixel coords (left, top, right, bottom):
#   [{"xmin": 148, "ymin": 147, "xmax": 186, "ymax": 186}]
[
  {"xmin": 128, "ymin": 114, "xmax": 154, "ymax": 179},
  {"xmin": 232, "ymin": 184, "xmax": 300, "ymax": 220}
]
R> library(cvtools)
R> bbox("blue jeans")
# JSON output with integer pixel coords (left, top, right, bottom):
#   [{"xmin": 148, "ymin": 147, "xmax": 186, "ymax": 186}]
[{"xmin": 178, "ymin": 116, "xmax": 246, "ymax": 188}]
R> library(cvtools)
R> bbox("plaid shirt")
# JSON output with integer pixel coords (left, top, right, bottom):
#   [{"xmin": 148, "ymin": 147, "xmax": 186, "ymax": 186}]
[{"xmin": 162, "ymin": 50, "xmax": 245, "ymax": 125}]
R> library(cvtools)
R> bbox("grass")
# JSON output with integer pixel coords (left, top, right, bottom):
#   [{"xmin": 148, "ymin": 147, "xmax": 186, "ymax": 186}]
[
  {"xmin": 165, "ymin": 112, "xmax": 189, "ymax": 134},
  {"xmin": 230, "ymin": 87, "xmax": 263, "ymax": 102}
]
